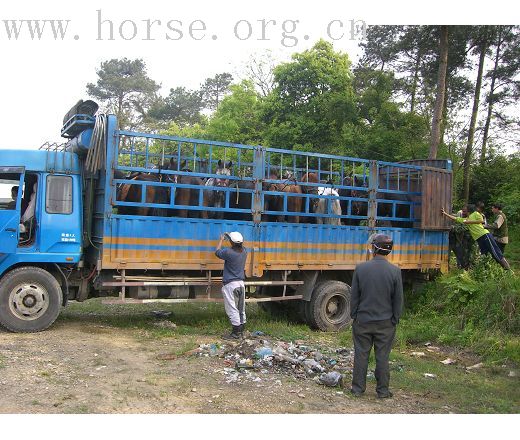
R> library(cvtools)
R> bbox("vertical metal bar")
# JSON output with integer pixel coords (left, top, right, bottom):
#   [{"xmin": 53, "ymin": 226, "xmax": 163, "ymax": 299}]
[
  {"xmin": 193, "ymin": 143, "xmax": 197, "ymax": 172},
  {"xmin": 129, "ymin": 137, "xmax": 134, "ymax": 167},
  {"xmin": 119, "ymin": 269, "xmax": 126, "ymax": 300},
  {"xmin": 161, "ymin": 142, "xmax": 165, "ymax": 169},
  {"xmin": 145, "ymin": 138, "xmax": 149, "ymax": 169},
  {"xmin": 367, "ymin": 161, "xmax": 378, "ymax": 229},
  {"xmin": 397, "ymin": 168, "xmax": 400, "ymax": 191},
  {"xmin": 177, "ymin": 142, "xmax": 181, "ymax": 171},
  {"xmin": 318, "ymin": 157, "xmax": 321, "ymax": 181},
  {"xmin": 253, "ymin": 146, "xmax": 265, "ymax": 224},
  {"xmin": 209, "ymin": 144, "xmax": 213, "ymax": 174},
  {"xmin": 141, "ymin": 182, "xmax": 147, "ymax": 203}
]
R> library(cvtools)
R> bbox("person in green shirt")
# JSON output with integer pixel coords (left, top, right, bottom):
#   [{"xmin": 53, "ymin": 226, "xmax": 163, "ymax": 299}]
[{"xmin": 442, "ymin": 204, "xmax": 511, "ymax": 271}]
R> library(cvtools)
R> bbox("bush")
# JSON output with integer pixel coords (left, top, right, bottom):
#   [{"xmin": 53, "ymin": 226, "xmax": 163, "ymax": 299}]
[{"xmin": 402, "ymin": 255, "xmax": 520, "ymax": 362}]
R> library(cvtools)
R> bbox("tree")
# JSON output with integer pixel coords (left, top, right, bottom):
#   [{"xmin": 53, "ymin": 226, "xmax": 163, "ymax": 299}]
[
  {"xmin": 462, "ymin": 27, "xmax": 490, "ymax": 203},
  {"xmin": 206, "ymin": 80, "xmax": 265, "ymax": 145},
  {"xmin": 242, "ymin": 52, "xmax": 276, "ymax": 97},
  {"xmin": 481, "ymin": 26, "xmax": 520, "ymax": 162},
  {"xmin": 358, "ymin": 26, "xmax": 403, "ymax": 71},
  {"xmin": 262, "ymin": 40, "xmax": 357, "ymax": 151},
  {"xmin": 200, "ymin": 73, "xmax": 234, "ymax": 111},
  {"xmin": 344, "ymin": 68, "xmax": 429, "ymax": 161},
  {"xmin": 429, "ymin": 26, "xmax": 449, "ymax": 159},
  {"xmin": 86, "ymin": 58, "xmax": 160, "ymax": 129},
  {"xmin": 147, "ymin": 87, "xmax": 203, "ymax": 127}
]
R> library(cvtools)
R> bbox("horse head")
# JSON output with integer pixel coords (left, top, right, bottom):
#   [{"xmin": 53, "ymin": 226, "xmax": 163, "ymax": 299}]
[{"xmin": 215, "ymin": 160, "xmax": 232, "ymax": 187}]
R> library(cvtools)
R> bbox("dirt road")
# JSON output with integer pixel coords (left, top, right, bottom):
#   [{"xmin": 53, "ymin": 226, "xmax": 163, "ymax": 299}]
[{"xmin": 0, "ymin": 320, "xmax": 440, "ymax": 414}]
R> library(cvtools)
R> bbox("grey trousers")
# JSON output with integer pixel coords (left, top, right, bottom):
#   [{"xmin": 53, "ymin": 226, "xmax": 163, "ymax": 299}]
[
  {"xmin": 351, "ymin": 319, "xmax": 396, "ymax": 395},
  {"xmin": 221, "ymin": 280, "xmax": 246, "ymax": 326}
]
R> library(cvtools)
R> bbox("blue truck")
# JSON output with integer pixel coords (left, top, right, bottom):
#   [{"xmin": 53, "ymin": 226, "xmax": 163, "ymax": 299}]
[{"xmin": 0, "ymin": 100, "xmax": 452, "ymax": 332}]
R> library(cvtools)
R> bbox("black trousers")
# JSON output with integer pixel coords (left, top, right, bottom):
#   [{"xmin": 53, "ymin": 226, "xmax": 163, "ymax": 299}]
[
  {"xmin": 352, "ymin": 319, "xmax": 396, "ymax": 395},
  {"xmin": 496, "ymin": 241, "xmax": 506, "ymax": 254}
]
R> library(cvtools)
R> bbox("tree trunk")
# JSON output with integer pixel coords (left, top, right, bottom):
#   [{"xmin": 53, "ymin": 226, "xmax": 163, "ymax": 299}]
[
  {"xmin": 429, "ymin": 26, "xmax": 449, "ymax": 159},
  {"xmin": 480, "ymin": 27, "xmax": 503, "ymax": 164},
  {"xmin": 462, "ymin": 41, "xmax": 487, "ymax": 203},
  {"xmin": 439, "ymin": 72, "xmax": 450, "ymax": 148},
  {"xmin": 410, "ymin": 50, "xmax": 422, "ymax": 113}
]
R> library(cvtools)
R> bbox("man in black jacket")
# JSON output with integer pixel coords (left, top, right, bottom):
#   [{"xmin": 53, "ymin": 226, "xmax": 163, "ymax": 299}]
[{"xmin": 350, "ymin": 234, "xmax": 403, "ymax": 398}]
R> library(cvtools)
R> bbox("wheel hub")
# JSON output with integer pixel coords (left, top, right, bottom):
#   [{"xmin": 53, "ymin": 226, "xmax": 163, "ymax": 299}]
[
  {"xmin": 327, "ymin": 299, "xmax": 339, "ymax": 315},
  {"xmin": 9, "ymin": 283, "xmax": 49, "ymax": 321},
  {"xmin": 324, "ymin": 293, "xmax": 347, "ymax": 324}
]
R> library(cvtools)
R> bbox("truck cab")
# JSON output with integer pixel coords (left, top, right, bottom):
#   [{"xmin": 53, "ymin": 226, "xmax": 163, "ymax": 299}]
[{"xmin": 0, "ymin": 150, "xmax": 82, "ymax": 331}]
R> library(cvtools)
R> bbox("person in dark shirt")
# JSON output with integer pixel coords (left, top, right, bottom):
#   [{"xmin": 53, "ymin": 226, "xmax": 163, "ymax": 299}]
[
  {"xmin": 350, "ymin": 234, "xmax": 403, "ymax": 398},
  {"xmin": 215, "ymin": 231, "xmax": 247, "ymax": 339}
]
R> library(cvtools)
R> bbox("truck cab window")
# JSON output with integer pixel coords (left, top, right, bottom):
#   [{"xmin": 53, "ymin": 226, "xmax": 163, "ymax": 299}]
[
  {"xmin": 46, "ymin": 175, "xmax": 73, "ymax": 214},
  {"xmin": 0, "ymin": 173, "xmax": 21, "ymax": 210}
]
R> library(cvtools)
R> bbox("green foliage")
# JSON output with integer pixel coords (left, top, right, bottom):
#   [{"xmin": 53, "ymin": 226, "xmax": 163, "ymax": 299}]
[
  {"xmin": 405, "ymin": 254, "xmax": 520, "ymax": 359},
  {"xmin": 147, "ymin": 87, "xmax": 203, "ymax": 127},
  {"xmin": 206, "ymin": 80, "xmax": 265, "ymax": 145},
  {"xmin": 200, "ymin": 72, "xmax": 234, "ymax": 111},
  {"xmin": 262, "ymin": 39, "xmax": 357, "ymax": 151}
]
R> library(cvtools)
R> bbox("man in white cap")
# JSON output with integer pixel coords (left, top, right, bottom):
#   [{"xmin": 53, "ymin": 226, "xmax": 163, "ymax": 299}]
[{"xmin": 215, "ymin": 231, "xmax": 247, "ymax": 339}]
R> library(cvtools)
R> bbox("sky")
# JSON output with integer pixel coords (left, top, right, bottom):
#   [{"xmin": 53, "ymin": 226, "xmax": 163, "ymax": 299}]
[{"xmin": 0, "ymin": 0, "xmax": 517, "ymax": 153}]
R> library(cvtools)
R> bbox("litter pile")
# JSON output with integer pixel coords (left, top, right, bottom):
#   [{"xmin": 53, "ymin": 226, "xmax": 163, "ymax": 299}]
[{"xmin": 196, "ymin": 335, "xmax": 355, "ymax": 388}]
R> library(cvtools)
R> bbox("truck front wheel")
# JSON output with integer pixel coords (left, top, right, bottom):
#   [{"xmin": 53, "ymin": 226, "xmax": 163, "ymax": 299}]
[
  {"xmin": 0, "ymin": 267, "xmax": 63, "ymax": 333},
  {"xmin": 307, "ymin": 281, "xmax": 351, "ymax": 331}
]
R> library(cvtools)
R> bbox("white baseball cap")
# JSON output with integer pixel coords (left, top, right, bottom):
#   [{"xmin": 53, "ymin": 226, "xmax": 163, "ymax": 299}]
[{"xmin": 227, "ymin": 231, "xmax": 244, "ymax": 244}]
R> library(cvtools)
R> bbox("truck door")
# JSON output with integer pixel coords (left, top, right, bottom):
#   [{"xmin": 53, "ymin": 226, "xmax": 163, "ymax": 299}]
[{"xmin": 0, "ymin": 167, "xmax": 25, "ymax": 263}]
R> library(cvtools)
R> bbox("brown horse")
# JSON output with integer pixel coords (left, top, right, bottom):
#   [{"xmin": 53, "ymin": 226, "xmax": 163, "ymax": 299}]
[
  {"xmin": 338, "ymin": 174, "xmax": 368, "ymax": 225},
  {"xmin": 163, "ymin": 157, "xmax": 204, "ymax": 218},
  {"xmin": 116, "ymin": 172, "xmax": 170, "ymax": 216},
  {"xmin": 202, "ymin": 160, "xmax": 232, "ymax": 220},
  {"xmin": 300, "ymin": 172, "xmax": 320, "ymax": 221},
  {"xmin": 264, "ymin": 172, "xmax": 303, "ymax": 223}
]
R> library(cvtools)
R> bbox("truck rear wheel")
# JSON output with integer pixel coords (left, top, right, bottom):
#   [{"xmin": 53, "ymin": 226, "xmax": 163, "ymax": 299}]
[
  {"xmin": 0, "ymin": 267, "xmax": 63, "ymax": 333},
  {"xmin": 307, "ymin": 281, "xmax": 351, "ymax": 331}
]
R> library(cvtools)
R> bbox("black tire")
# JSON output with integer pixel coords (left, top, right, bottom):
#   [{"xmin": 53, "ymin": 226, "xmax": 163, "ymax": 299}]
[
  {"xmin": 307, "ymin": 280, "xmax": 351, "ymax": 331},
  {"xmin": 0, "ymin": 266, "xmax": 63, "ymax": 333}
]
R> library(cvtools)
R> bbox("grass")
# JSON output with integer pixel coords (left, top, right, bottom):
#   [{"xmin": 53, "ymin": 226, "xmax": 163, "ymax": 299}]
[
  {"xmin": 58, "ymin": 296, "xmax": 520, "ymax": 413},
  {"xmin": 505, "ymin": 225, "xmax": 520, "ymax": 269}
]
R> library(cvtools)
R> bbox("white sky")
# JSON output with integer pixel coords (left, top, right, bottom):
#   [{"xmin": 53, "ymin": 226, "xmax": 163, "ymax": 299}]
[{"xmin": 0, "ymin": 0, "xmax": 517, "ymax": 153}]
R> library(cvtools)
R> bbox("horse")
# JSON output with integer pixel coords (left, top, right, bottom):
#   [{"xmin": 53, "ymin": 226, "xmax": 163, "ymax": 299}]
[
  {"xmin": 315, "ymin": 186, "xmax": 342, "ymax": 225},
  {"xmin": 163, "ymin": 157, "xmax": 204, "ymax": 218},
  {"xmin": 301, "ymin": 172, "xmax": 343, "ymax": 225},
  {"xmin": 116, "ymin": 170, "xmax": 169, "ymax": 216},
  {"xmin": 338, "ymin": 174, "xmax": 368, "ymax": 225},
  {"xmin": 226, "ymin": 179, "xmax": 255, "ymax": 221},
  {"xmin": 263, "ymin": 172, "xmax": 303, "ymax": 223},
  {"xmin": 202, "ymin": 160, "xmax": 232, "ymax": 220}
]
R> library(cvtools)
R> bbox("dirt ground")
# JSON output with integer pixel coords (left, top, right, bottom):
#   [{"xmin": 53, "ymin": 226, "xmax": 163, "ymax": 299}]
[{"xmin": 0, "ymin": 320, "xmax": 449, "ymax": 414}]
